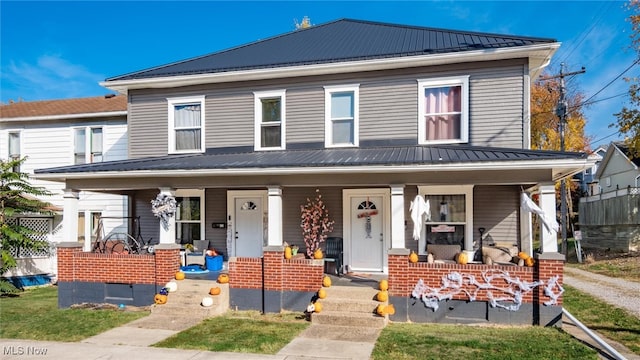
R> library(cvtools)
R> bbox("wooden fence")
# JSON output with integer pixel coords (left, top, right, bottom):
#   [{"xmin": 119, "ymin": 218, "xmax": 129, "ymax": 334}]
[{"xmin": 578, "ymin": 190, "xmax": 639, "ymax": 251}]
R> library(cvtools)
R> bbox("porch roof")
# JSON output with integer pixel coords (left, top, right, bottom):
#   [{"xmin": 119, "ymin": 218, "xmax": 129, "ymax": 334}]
[{"xmin": 35, "ymin": 144, "xmax": 590, "ymax": 182}]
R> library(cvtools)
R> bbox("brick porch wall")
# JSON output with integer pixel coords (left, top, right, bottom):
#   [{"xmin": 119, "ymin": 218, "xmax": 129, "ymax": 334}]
[{"xmin": 57, "ymin": 243, "xmax": 180, "ymax": 285}]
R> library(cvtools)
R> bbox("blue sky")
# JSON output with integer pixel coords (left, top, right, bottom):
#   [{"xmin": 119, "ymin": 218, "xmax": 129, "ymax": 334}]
[{"xmin": 1, "ymin": 1, "xmax": 637, "ymax": 149}]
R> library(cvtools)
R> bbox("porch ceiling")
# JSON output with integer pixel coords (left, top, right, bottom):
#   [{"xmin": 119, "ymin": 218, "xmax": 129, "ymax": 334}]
[{"xmin": 34, "ymin": 144, "xmax": 593, "ymax": 191}]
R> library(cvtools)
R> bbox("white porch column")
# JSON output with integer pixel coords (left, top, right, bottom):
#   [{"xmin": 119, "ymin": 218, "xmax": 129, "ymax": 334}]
[
  {"xmin": 538, "ymin": 183, "xmax": 558, "ymax": 253},
  {"xmin": 158, "ymin": 187, "xmax": 176, "ymax": 244},
  {"xmin": 390, "ymin": 185, "xmax": 405, "ymax": 249},
  {"xmin": 520, "ymin": 202, "xmax": 533, "ymax": 257},
  {"xmin": 63, "ymin": 189, "xmax": 81, "ymax": 249},
  {"xmin": 267, "ymin": 186, "xmax": 283, "ymax": 247}
]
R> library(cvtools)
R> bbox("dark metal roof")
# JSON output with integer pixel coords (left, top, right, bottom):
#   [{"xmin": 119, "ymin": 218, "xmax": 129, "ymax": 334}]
[
  {"xmin": 107, "ymin": 19, "xmax": 556, "ymax": 82},
  {"xmin": 35, "ymin": 144, "xmax": 586, "ymax": 174}
]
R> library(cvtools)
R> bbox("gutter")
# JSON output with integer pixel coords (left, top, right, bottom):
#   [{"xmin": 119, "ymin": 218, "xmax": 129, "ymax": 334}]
[
  {"xmin": 562, "ymin": 309, "xmax": 627, "ymax": 360},
  {"xmin": 1, "ymin": 111, "xmax": 127, "ymax": 123}
]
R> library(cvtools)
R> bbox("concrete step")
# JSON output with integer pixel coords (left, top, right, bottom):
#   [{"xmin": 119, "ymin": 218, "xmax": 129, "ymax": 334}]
[
  {"xmin": 312, "ymin": 310, "xmax": 387, "ymax": 328},
  {"xmin": 321, "ymin": 297, "xmax": 381, "ymax": 313},
  {"xmin": 151, "ymin": 280, "xmax": 228, "ymax": 318},
  {"xmin": 324, "ymin": 285, "xmax": 379, "ymax": 300}
]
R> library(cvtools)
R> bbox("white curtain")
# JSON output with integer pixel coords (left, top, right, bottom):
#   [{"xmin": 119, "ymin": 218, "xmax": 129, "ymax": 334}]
[
  {"xmin": 175, "ymin": 105, "xmax": 201, "ymax": 150},
  {"xmin": 424, "ymin": 86, "xmax": 461, "ymax": 140}
]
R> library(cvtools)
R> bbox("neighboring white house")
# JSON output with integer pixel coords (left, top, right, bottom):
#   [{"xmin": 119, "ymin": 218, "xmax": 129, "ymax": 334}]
[
  {"xmin": 575, "ymin": 146, "xmax": 606, "ymax": 196},
  {"xmin": 0, "ymin": 94, "xmax": 129, "ymax": 285},
  {"xmin": 595, "ymin": 141, "xmax": 640, "ymax": 193}
]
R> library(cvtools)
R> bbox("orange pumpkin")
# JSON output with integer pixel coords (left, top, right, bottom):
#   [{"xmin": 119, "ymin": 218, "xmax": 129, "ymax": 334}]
[
  {"xmin": 525, "ymin": 257, "xmax": 535, "ymax": 267},
  {"xmin": 209, "ymin": 287, "xmax": 221, "ymax": 296},
  {"xmin": 518, "ymin": 251, "xmax": 530, "ymax": 260},
  {"xmin": 457, "ymin": 252, "xmax": 469, "ymax": 265},
  {"xmin": 379, "ymin": 279, "xmax": 389, "ymax": 291},
  {"xmin": 409, "ymin": 251, "xmax": 418, "ymax": 263},
  {"xmin": 314, "ymin": 248, "xmax": 323, "ymax": 259},
  {"xmin": 317, "ymin": 288, "xmax": 327, "ymax": 299},
  {"xmin": 284, "ymin": 246, "xmax": 292, "ymax": 259},
  {"xmin": 154, "ymin": 294, "xmax": 168, "ymax": 305},
  {"xmin": 217, "ymin": 274, "xmax": 230, "ymax": 284},
  {"xmin": 313, "ymin": 301, "xmax": 323, "ymax": 313},
  {"xmin": 376, "ymin": 304, "xmax": 387, "ymax": 316},
  {"xmin": 322, "ymin": 275, "xmax": 332, "ymax": 288},
  {"xmin": 377, "ymin": 290, "xmax": 388, "ymax": 302},
  {"xmin": 386, "ymin": 304, "xmax": 396, "ymax": 315},
  {"xmin": 175, "ymin": 271, "xmax": 185, "ymax": 280}
]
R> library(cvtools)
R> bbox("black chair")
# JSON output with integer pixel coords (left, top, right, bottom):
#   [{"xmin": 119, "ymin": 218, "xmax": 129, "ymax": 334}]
[{"xmin": 324, "ymin": 237, "xmax": 343, "ymax": 276}]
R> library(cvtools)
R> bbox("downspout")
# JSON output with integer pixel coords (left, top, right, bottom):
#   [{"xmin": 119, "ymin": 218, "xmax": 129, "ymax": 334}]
[
  {"xmin": 261, "ymin": 256, "xmax": 265, "ymax": 314},
  {"xmin": 562, "ymin": 309, "xmax": 627, "ymax": 360}
]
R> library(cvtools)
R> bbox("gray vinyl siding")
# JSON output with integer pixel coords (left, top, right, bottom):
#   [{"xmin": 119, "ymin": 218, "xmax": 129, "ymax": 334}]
[
  {"xmin": 134, "ymin": 189, "xmax": 160, "ymax": 245},
  {"xmin": 282, "ymin": 187, "xmax": 343, "ymax": 253},
  {"xmin": 205, "ymin": 188, "xmax": 228, "ymax": 255},
  {"xmin": 473, "ymin": 185, "xmax": 520, "ymax": 247},
  {"xmin": 127, "ymin": 59, "xmax": 528, "ymax": 158}
]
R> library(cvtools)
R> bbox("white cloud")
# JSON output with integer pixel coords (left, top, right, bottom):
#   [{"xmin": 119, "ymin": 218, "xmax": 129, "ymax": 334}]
[{"xmin": 1, "ymin": 54, "xmax": 106, "ymax": 102}]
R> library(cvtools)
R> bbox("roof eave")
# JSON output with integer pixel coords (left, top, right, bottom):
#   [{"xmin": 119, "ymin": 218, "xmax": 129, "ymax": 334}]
[
  {"xmin": 101, "ymin": 43, "xmax": 559, "ymax": 94},
  {"xmin": 34, "ymin": 157, "xmax": 591, "ymax": 183},
  {"xmin": 0, "ymin": 110, "xmax": 127, "ymax": 123}
]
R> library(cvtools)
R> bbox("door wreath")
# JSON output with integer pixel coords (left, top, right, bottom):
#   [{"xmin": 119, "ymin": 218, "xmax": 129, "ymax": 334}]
[{"xmin": 151, "ymin": 194, "xmax": 177, "ymax": 230}]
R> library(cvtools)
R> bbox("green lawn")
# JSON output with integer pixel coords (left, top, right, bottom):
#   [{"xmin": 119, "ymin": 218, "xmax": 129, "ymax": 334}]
[{"xmin": 0, "ymin": 286, "xmax": 148, "ymax": 342}]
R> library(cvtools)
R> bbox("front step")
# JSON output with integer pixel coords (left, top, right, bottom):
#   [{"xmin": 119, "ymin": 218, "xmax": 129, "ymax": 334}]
[
  {"xmin": 312, "ymin": 284, "xmax": 387, "ymax": 329},
  {"xmin": 151, "ymin": 279, "xmax": 229, "ymax": 317}
]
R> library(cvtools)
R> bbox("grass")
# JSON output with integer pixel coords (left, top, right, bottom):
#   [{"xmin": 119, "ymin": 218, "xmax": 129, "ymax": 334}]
[
  {"xmin": 565, "ymin": 239, "xmax": 640, "ymax": 282},
  {"xmin": 153, "ymin": 310, "xmax": 309, "ymax": 354},
  {"xmin": 372, "ymin": 323, "xmax": 597, "ymax": 360},
  {"xmin": 0, "ymin": 285, "xmax": 148, "ymax": 342},
  {"xmin": 563, "ymin": 284, "xmax": 640, "ymax": 354}
]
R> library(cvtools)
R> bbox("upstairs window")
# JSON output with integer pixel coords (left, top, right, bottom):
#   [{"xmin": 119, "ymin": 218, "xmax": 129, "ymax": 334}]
[
  {"xmin": 74, "ymin": 127, "xmax": 103, "ymax": 164},
  {"xmin": 418, "ymin": 76, "xmax": 469, "ymax": 144},
  {"xmin": 325, "ymin": 85, "xmax": 359, "ymax": 147},
  {"xmin": 168, "ymin": 96, "xmax": 205, "ymax": 153},
  {"xmin": 254, "ymin": 90, "xmax": 285, "ymax": 150},
  {"xmin": 8, "ymin": 131, "xmax": 20, "ymax": 172}
]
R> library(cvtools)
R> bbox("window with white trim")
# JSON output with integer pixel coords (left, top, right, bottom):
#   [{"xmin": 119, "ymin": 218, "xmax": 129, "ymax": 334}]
[
  {"xmin": 74, "ymin": 127, "xmax": 103, "ymax": 164},
  {"xmin": 417, "ymin": 76, "xmax": 469, "ymax": 144},
  {"xmin": 324, "ymin": 85, "xmax": 359, "ymax": 147},
  {"xmin": 168, "ymin": 96, "xmax": 205, "ymax": 153},
  {"xmin": 254, "ymin": 90, "xmax": 285, "ymax": 150},
  {"xmin": 175, "ymin": 189, "xmax": 205, "ymax": 245},
  {"xmin": 8, "ymin": 131, "xmax": 20, "ymax": 171}
]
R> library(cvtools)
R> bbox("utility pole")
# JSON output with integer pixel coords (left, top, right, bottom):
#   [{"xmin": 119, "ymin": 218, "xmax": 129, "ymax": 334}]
[{"xmin": 544, "ymin": 63, "xmax": 586, "ymax": 255}]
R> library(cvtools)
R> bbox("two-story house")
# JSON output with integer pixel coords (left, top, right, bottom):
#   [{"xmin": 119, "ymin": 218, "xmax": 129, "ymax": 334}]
[
  {"xmin": 39, "ymin": 19, "xmax": 593, "ymax": 324},
  {"xmin": 0, "ymin": 95, "xmax": 129, "ymax": 285}
]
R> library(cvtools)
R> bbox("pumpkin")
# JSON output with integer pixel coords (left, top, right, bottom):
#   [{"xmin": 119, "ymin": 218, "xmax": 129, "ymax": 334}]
[
  {"xmin": 313, "ymin": 301, "xmax": 323, "ymax": 313},
  {"xmin": 457, "ymin": 252, "xmax": 469, "ymax": 265},
  {"xmin": 209, "ymin": 287, "xmax": 221, "ymax": 296},
  {"xmin": 165, "ymin": 281, "xmax": 178, "ymax": 292},
  {"xmin": 376, "ymin": 304, "xmax": 386, "ymax": 316},
  {"xmin": 284, "ymin": 246, "xmax": 292, "ymax": 259},
  {"xmin": 525, "ymin": 257, "xmax": 535, "ymax": 267},
  {"xmin": 322, "ymin": 275, "xmax": 332, "ymax": 288},
  {"xmin": 386, "ymin": 304, "xmax": 396, "ymax": 316},
  {"xmin": 201, "ymin": 297, "xmax": 214, "ymax": 307},
  {"xmin": 518, "ymin": 251, "xmax": 530, "ymax": 260},
  {"xmin": 377, "ymin": 290, "xmax": 388, "ymax": 302},
  {"xmin": 217, "ymin": 274, "xmax": 230, "ymax": 284},
  {"xmin": 154, "ymin": 293, "xmax": 168, "ymax": 305},
  {"xmin": 314, "ymin": 248, "xmax": 323, "ymax": 259},
  {"xmin": 409, "ymin": 251, "xmax": 418, "ymax": 263},
  {"xmin": 175, "ymin": 271, "xmax": 185, "ymax": 280},
  {"xmin": 379, "ymin": 279, "xmax": 389, "ymax": 291},
  {"xmin": 317, "ymin": 288, "xmax": 327, "ymax": 299}
]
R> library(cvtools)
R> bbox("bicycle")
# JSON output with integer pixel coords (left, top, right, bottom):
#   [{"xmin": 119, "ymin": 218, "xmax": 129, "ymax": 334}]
[{"xmin": 91, "ymin": 216, "xmax": 153, "ymax": 254}]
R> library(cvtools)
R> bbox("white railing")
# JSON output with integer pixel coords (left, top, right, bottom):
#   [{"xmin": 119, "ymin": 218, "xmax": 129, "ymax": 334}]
[{"xmin": 581, "ymin": 186, "xmax": 639, "ymax": 203}]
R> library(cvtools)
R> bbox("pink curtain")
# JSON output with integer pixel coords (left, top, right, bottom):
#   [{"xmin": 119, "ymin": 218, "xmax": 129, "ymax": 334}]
[{"xmin": 424, "ymin": 86, "xmax": 461, "ymax": 141}]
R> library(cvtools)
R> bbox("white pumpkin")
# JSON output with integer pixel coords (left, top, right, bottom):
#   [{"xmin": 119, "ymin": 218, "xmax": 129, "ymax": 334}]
[
  {"xmin": 201, "ymin": 296, "xmax": 214, "ymax": 307},
  {"xmin": 165, "ymin": 281, "xmax": 178, "ymax": 293}
]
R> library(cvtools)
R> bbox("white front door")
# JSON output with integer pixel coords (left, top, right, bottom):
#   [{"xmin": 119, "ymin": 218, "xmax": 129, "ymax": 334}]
[
  {"xmin": 349, "ymin": 194, "xmax": 385, "ymax": 272},
  {"xmin": 234, "ymin": 197, "xmax": 264, "ymax": 257}
]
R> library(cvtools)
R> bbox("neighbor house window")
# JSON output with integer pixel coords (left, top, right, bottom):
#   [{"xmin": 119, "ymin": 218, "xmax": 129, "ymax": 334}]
[
  {"xmin": 8, "ymin": 131, "xmax": 20, "ymax": 171},
  {"xmin": 78, "ymin": 211, "xmax": 101, "ymax": 245},
  {"xmin": 254, "ymin": 90, "xmax": 285, "ymax": 150},
  {"xmin": 417, "ymin": 76, "xmax": 469, "ymax": 144},
  {"xmin": 74, "ymin": 127, "xmax": 103, "ymax": 164},
  {"xmin": 324, "ymin": 84, "xmax": 359, "ymax": 147},
  {"xmin": 175, "ymin": 189, "xmax": 205, "ymax": 245},
  {"xmin": 168, "ymin": 96, "xmax": 205, "ymax": 153}
]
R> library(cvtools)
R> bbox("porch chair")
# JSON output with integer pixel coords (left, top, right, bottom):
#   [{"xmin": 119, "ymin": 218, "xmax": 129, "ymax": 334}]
[
  {"xmin": 324, "ymin": 237, "xmax": 344, "ymax": 276},
  {"xmin": 185, "ymin": 240, "xmax": 209, "ymax": 266}
]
